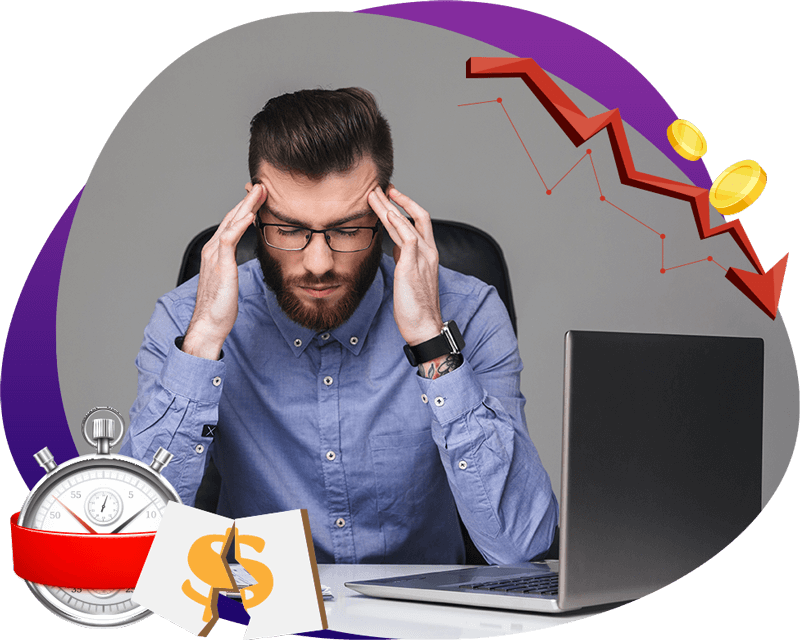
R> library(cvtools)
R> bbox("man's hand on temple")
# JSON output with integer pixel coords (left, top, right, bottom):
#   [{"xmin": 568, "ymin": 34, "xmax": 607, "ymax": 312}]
[
  {"xmin": 182, "ymin": 183, "xmax": 268, "ymax": 360},
  {"xmin": 368, "ymin": 186, "xmax": 443, "ymax": 346},
  {"xmin": 368, "ymin": 186, "xmax": 461, "ymax": 380}
]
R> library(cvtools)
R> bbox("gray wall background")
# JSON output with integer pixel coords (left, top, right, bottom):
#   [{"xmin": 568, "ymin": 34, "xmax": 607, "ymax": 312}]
[{"xmin": 57, "ymin": 12, "xmax": 797, "ymax": 506}]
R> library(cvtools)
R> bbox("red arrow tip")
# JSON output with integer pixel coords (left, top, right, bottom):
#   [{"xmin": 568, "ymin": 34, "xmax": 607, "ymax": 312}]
[{"xmin": 726, "ymin": 254, "xmax": 789, "ymax": 320}]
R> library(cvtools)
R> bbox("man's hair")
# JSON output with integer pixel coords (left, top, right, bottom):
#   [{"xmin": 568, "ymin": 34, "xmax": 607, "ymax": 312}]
[{"xmin": 248, "ymin": 87, "xmax": 393, "ymax": 189}]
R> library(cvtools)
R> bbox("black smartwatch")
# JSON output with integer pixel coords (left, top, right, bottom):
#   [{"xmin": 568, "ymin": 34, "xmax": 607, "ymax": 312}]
[{"xmin": 403, "ymin": 321, "xmax": 465, "ymax": 367}]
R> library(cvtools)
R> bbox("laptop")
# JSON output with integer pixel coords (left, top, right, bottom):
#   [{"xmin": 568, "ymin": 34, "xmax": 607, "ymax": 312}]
[{"xmin": 346, "ymin": 331, "xmax": 764, "ymax": 612}]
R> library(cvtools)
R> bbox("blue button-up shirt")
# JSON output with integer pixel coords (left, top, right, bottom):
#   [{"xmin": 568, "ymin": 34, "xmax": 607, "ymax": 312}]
[{"xmin": 120, "ymin": 255, "xmax": 557, "ymax": 564}]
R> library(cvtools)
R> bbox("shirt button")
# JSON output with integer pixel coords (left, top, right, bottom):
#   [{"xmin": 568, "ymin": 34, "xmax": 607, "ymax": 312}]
[
  {"xmin": 324, "ymin": 376, "xmax": 334, "ymax": 386},
  {"xmin": 350, "ymin": 336, "xmax": 359, "ymax": 345},
  {"xmin": 434, "ymin": 396, "xmax": 445, "ymax": 407},
  {"xmin": 458, "ymin": 460, "xmax": 468, "ymax": 470},
  {"xmin": 326, "ymin": 450, "xmax": 336, "ymax": 461},
  {"xmin": 294, "ymin": 338, "xmax": 303, "ymax": 347},
  {"xmin": 212, "ymin": 376, "xmax": 222, "ymax": 387},
  {"xmin": 195, "ymin": 444, "xmax": 205, "ymax": 454},
  {"xmin": 335, "ymin": 518, "xmax": 346, "ymax": 528},
  {"xmin": 321, "ymin": 333, "xmax": 330, "ymax": 340},
  {"xmin": 421, "ymin": 394, "xmax": 428, "ymax": 404}
]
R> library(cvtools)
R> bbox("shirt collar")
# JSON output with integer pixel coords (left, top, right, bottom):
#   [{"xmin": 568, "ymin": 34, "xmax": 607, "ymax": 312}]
[{"xmin": 263, "ymin": 257, "xmax": 386, "ymax": 357}]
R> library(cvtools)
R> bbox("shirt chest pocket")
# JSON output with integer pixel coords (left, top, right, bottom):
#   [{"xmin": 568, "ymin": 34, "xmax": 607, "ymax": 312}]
[{"xmin": 369, "ymin": 430, "xmax": 450, "ymax": 522}]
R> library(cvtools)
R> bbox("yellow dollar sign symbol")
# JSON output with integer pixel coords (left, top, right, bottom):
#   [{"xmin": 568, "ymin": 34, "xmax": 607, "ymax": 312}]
[
  {"xmin": 234, "ymin": 527, "xmax": 274, "ymax": 611},
  {"xmin": 182, "ymin": 527, "xmax": 236, "ymax": 623}
]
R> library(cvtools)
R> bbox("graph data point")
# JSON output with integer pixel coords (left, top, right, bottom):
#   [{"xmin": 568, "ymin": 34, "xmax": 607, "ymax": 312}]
[
  {"xmin": 660, "ymin": 234, "xmax": 666, "ymax": 239},
  {"xmin": 660, "ymin": 268, "xmax": 666, "ymax": 274},
  {"xmin": 546, "ymin": 190, "xmax": 552, "ymax": 195},
  {"xmin": 586, "ymin": 149, "xmax": 592, "ymax": 154},
  {"xmin": 599, "ymin": 195, "xmax": 605, "ymax": 201},
  {"xmin": 707, "ymin": 256, "xmax": 713, "ymax": 261},
  {"xmin": 497, "ymin": 97, "xmax": 502, "ymax": 103}
]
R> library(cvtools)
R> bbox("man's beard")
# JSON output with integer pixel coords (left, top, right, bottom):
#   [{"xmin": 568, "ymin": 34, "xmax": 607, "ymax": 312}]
[{"xmin": 256, "ymin": 235, "xmax": 383, "ymax": 332}]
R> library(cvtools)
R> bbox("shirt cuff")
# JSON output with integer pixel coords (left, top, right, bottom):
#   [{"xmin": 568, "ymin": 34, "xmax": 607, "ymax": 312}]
[
  {"xmin": 160, "ymin": 338, "xmax": 226, "ymax": 402},
  {"xmin": 416, "ymin": 358, "xmax": 485, "ymax": 425}
]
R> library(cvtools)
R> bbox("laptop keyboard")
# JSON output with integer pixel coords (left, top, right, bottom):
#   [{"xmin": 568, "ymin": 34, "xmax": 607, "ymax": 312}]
[{"xmin": 458, "ymin": 573, "xmax": 559, "ymax": 596}]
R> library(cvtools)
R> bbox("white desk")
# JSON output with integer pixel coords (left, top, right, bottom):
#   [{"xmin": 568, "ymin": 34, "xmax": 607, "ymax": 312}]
[{"xmin": 317, "ymin": 564, "xmax": 618, "ymax": 638}]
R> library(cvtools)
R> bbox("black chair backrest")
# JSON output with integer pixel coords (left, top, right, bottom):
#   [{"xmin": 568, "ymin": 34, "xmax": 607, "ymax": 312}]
[
  {"xmin": 177, "ymin": 220, "xmax": 517, "ymax": 334},
  {"xmin": 181, "ymin": 219, "xmax": 520, "ymax": 564}
]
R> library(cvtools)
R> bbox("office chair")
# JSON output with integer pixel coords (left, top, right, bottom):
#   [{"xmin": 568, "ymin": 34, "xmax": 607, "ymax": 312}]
[{"xmin": 177, "ymin": 219, "xmax": 525, "ymax": 564}]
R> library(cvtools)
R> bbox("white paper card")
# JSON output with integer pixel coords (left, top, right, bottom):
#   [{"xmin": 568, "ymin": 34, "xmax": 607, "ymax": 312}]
[
  {"xmin": 133, "ymin": 503, "xmax": 326, "ymax": 638},
  {"xmin": 236, "ymin": 509, "xmax": 327, "ymax": 639},
  {"xmin": 133, "ymin": 502, "xmax": 236, "ymax": 636}
]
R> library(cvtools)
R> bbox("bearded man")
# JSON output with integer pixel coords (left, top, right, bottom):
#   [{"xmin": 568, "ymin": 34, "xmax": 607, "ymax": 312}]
[{"xmin": 120, "ymin": 87, "xmax": 557, "ymax": 565}]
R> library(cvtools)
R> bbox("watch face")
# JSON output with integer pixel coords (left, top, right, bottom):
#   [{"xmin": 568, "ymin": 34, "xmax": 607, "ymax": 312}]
[
  {"xmin": 85, "ymin": 488, "xmax": 123, "ymax": 525},
  {"xmin": 19, "ymin": 455, "xmax": 178, "ymax": 626}
]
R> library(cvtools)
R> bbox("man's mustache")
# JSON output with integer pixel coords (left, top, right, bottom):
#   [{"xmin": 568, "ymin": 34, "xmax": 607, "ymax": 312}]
[{"xmin": 285, "ymin": 272, "xmax": 351, "ymax": 288}]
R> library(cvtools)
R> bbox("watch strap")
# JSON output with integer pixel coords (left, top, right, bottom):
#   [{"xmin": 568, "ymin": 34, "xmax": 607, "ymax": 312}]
[{"xmin": 403, "ymin": 321, "xmax": 465, "ymax": 367}]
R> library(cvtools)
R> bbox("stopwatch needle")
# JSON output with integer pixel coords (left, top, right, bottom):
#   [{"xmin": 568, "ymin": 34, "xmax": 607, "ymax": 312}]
[
  {"xmin": 111, "ymin": 500, "xmax": 156, "ymax": 534},
  {"xmin": 52, "ymin": 496, "xmax": 98, "ymax": 534}
]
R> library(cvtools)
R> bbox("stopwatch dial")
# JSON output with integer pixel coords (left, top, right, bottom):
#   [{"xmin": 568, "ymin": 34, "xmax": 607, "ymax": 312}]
[
  {"xmin": 25, "ymin": 463, "xmax": 172, "ymax": 625},
  {"xmin": 85, "ymin": 488, "xmax": 122, "ymax": 525}
]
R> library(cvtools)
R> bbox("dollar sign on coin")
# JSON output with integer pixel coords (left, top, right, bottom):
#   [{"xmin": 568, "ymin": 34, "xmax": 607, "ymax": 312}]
[
  {"xmin": 181, "ymin": 528, "xmax": 236, "ymax": 623},
  {"xmin": 709, "ymin": 160, "xmax": 767, "ymax": 215},
  {"xmin": 667, "ymin": 119, "xmax": 707, "ymax": 161}
]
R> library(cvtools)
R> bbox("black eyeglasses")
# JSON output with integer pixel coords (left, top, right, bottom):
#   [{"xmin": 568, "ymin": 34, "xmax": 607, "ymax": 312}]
[{"xmin": 255, "ymin": 218, "xmax": 382, "ymax": 253}]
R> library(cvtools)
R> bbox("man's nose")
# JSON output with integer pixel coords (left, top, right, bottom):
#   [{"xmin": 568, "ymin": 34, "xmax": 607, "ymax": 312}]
[{"xmin": 302, "ymin": 232, "xmax": 336, "ymax": 276}]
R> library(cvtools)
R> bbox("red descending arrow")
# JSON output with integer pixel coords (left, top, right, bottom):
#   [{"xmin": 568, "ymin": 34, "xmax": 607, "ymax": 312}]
[{"xmin": 467, "ymin": 57, "xmax": 788, "ymax": 320}]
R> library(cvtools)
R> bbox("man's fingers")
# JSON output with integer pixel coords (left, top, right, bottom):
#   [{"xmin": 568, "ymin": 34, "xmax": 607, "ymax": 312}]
[
  {"xmin": 370, "ymin": 187, "xmax": 426, "ymax": 246},
  {"xmin": 232, "ymin": 182, "xmax": 267, "ymax": 225},
  {"xmin": 217, "ymin": 209, "xmax": 256, "ymax": 263},
  {"xmin": 206, "ymin": 184, "xmax": 266, "ymax": 262},
  {"xmin": 208, "ymin": 183, "xmax": 266, "ymax": 247},
  {"xmin": 387, "ymin": 209, "xmax": 421, "ymax": 258},
  {"xmin": 218, "ymin": 184, "xmax": 267, "ymax": 259},
  {"xmin": 368, "ymin": 189, "xmax": 404, "ymax": 246},
  {"xmin": 387, "ymin": 187, "xmax": 434, "ymax": 246},
  {"xmin": 210, "ymin": 201, "xmax": 246, "ymax": 243}
]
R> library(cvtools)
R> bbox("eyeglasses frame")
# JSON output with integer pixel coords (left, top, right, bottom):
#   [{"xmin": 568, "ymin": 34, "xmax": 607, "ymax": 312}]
[{"xmin": 254, "ymin": 217, "xmax": 382, "ymax": 253}]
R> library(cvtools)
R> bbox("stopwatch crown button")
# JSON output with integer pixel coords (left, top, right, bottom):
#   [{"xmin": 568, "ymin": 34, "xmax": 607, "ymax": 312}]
[
  {"xmin": 92, "ymin": 418, "xmax": 116, "ymax": 440},
  {"xmin": 150, "ymin": 447, "xmax": 174, "ymax": 474},
  {"xmin": 33, "ymin": 447, "xmax": 57, "ymax": 473}
]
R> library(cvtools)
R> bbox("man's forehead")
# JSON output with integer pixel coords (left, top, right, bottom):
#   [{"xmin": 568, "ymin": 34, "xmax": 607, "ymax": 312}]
[
  {"xmin": 256, "ymin": 160, "xmax": 378, "ymax": 228},
  {"xmin": 255, "ymin": 159, "xmax": 378, "ymax": 218}
]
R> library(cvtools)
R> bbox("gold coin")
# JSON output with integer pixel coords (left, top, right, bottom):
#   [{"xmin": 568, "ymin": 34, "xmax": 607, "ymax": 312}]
[
  {"xmin": 709, "ymin": 160, "xmax": 767, "ymax": 215},
  {"xmin": 667, "ymin": 119, "xmax": 707, "ymax": 161}
]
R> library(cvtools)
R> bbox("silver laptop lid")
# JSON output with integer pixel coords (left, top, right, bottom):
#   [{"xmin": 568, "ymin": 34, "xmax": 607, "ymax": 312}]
[{"xmin": 559, "ymin": 331, "xmax": 763, "ymax": 610}]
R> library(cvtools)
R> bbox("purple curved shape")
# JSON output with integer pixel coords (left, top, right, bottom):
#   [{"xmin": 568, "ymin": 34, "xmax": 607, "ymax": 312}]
[{"xmin": 1, "ymin": 191, "xmax": 81, "ymax": 488}]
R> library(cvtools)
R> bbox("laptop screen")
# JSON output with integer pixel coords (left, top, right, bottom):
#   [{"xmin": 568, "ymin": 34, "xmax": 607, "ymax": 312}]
[{"xmin": 560, "ymin": 331, "xmax": 763, "ymax": 610}]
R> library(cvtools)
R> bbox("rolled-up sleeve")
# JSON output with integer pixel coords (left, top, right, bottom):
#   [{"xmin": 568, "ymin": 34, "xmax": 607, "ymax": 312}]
[
  {"xmin": 119, "ymin": 287, "xmax": 221, "ymax": 506},
  {"xmin": 417, "ymin": 286, "xmax": 558, "ymax": 565}
]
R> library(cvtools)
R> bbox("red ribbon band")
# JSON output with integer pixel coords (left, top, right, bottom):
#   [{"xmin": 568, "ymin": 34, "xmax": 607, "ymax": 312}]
[{"xmin": 10, "ymin": 512, "xmax": 155, "ymax": 588}]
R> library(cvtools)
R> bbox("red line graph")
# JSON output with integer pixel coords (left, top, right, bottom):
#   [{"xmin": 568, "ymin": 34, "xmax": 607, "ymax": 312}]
[
  {"xmin": 465, "ymin": 57, "xmax": 788, "ymax": 319},
  {"xmin": 460, "ymin": 100, "xmax": 711, "ymax": 275}
]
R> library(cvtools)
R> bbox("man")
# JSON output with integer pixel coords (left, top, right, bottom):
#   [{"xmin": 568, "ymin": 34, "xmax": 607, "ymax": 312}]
[{"xmin": 120, "ymin": 87, "xmax": 557, "ymax": 565}]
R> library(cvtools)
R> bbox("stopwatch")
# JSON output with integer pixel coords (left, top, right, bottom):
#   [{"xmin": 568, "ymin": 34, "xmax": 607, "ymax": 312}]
[{"xmin": 16, "ymin": 407, "xmax": 182, "ymax": 627}]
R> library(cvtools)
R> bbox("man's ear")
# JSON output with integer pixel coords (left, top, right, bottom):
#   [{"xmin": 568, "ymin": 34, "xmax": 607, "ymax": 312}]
[{"xmin": 245, "ymin": 181, "xmax": 254, "ymax": 193}]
